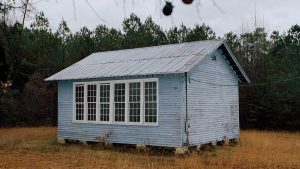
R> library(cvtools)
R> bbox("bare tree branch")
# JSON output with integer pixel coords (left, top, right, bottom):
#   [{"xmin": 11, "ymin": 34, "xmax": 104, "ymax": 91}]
[
  {"xmin": 85, "ymin": 0, "xmax": 106, "ymax": 23},
  {"xmin": 72, "ymin": 0, "xmax": 77, "ymax": 21},
  {"xmin": 211, "ymin": 0, "xmax": 225, "ymax": 14},
  {"xmin": 22, "ymin": 0, "xmax": 30, "ymax": 27}
]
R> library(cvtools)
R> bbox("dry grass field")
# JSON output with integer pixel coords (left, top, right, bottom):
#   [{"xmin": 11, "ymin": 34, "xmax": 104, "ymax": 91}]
[{"xmin": 0, "ymin": 127, "xmax": 299, "ymax": 169}]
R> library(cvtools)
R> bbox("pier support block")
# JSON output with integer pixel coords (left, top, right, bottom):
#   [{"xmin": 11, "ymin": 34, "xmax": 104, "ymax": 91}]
[
  {"xmin": 58, "ymin": 138, "xmax": 66, "ymax": 144},
  {"xmin": 136, "ymin": 144, "xmax": 147, "ymax": 151},
  {"xmin": 175, "ymin": 147, "xmax": 189, "ymax": 155}
]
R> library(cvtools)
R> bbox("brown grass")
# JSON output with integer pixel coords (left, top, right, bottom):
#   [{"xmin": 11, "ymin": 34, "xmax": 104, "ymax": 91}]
[{"xmin": 0, "ymin": 127, "xmax": 299, "ymax": 169}]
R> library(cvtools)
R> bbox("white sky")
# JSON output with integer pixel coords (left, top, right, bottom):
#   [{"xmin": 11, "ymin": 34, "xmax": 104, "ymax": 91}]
[{"xmin": 27, "ymin": 0, "xmax": 300, "ymax": 36}]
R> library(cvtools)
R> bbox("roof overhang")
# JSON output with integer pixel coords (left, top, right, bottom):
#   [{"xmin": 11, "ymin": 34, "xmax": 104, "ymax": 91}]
[{"xmin": 218, "ymin": 42, "xmax": 250, "ymax": 84}]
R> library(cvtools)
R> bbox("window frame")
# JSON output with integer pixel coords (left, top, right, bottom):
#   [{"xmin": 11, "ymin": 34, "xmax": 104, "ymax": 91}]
[
  {"xmin": 72, "ymin": 78, "xmax": 158, "ymax": 126},
  {"xmin": 144, "ymin": 81, "xmax": 158, "ymax": 124},
  {"xmin": 113, "ymin": 82, "xmax": 126, "ymax": 123},
  {"xmin": 87, "ymin": 84, "xmax": 97, "ymax": 122},
  {"xmin": 74, "ymin": 84, "xmax": 85, "ymax": 121},
  {"xmin": 128, "ymin": 82, "xmax": 142, "ymax": 124},
  {"xmin": 99, "ymin": 83, "xmax": 111, "ymax": 123}
]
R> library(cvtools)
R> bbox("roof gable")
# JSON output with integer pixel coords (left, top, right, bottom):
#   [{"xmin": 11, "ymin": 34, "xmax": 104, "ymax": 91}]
[
  {"xmin": 45, "ymin": 40, "xmax": 249, "ymax": 83},
  {"xmin": 219, "ymin": 42, "xmax": 250, "ymax": 83}
]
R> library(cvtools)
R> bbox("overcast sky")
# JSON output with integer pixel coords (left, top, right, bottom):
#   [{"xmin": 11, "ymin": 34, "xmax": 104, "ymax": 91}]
[{"xmin": 30, "ymin": 0, "xmax": 300, "ymax": 36}]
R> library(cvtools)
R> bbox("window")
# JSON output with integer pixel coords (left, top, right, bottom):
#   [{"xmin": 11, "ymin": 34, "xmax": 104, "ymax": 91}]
[
  {"xmin": 75, "ymin": 85, "xmax": 84, "ymax": 121},
  {"xmin": 87, "ymin": 84, "xmax": 97, "ymax": 121},
  {"xmin": 129, "ymin": 82, "xmax": 141, "ymax": 122},
  {"xmin": 99, "ymin": 84, "xmax": 110, "ymax": 122},
  {"xmin": 144, "ymin": 81, "xmax": 157, "ymax": 123},
  {"xmin": 73, "ymin": 78, "xmax": 158, "ymax": 125},
  {"xmin": 114, "ymin": 83, "xmax": 125, "ymax": 122}
]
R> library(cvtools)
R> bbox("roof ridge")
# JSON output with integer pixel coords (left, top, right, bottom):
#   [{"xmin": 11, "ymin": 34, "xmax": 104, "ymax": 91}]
[{"xmin": 91, "ymin": 39, "xmax": 224, "ymax": 55}]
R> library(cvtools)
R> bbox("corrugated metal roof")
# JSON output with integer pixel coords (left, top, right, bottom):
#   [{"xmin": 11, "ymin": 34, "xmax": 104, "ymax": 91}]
[{"xmin": 45, "ymin": 39, "xmax": 249, "ymax": 82}]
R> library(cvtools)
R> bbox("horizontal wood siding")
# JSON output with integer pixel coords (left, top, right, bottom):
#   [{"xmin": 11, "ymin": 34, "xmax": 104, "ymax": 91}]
[
  {"xmin": 186, "ymin": 49, "xmax": 239, "ymax": 146},
  {"xmin": 58, "ymin": 75, "xmax": 183, "ymax": 147}
]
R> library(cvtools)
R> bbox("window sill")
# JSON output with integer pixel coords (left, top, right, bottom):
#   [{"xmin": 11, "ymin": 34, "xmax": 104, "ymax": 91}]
[{"xmin": 72, "ymin": 120, "xmax": 158, "ymax": 126}]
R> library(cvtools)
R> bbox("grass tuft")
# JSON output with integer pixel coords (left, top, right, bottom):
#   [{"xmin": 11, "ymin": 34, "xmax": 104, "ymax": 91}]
[{"xmin": 0, "ymin": 127, "xmax": 299, "ymax": 169}]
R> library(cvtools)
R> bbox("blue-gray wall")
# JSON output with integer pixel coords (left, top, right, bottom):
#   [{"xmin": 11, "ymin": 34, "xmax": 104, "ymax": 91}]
[
  {"xmin": 57, "ymin": 49, "xmax": 240, "ymax": 148},
  {"xmin": 57, "ymin": 74, "xmax": 184, "ymax": 147},
  {"xmin": 184, "ymin": 49, "xmax": 240, "ymax": 146}
]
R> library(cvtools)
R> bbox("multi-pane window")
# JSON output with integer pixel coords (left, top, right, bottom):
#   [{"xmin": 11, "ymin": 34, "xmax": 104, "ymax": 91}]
[
  {"xmin": 114, "ymin": 83, "xmax": 125, "ymax": 122},
  {"xmin": 99, "ymin": 84, "xmax": 110, "ymax": 122},
  {"xmin": 87, "ymin": 84, "xmax": 97, "ymax": 121},
  {"xmin": 129, "ymin": 82, "xmax": 141, "ymax": 122},
  {"xmin": 74, "ymin": 79, "xmax": 158, "ymax": 124},
  {"xmin": 75, "ymin": 85, "xmax": 84, "ymax": 121},
  {"xmin": 144, "ymin": 81, "xmax": 157, "ymax": 123}
]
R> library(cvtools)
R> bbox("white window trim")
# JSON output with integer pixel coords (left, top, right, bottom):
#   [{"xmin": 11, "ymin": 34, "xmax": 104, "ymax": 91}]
[
  {"xmin": 72, "ymin": 78, "xmax": 159, "ymax": 126},
  {"xmin": 73, "ymin": 84, "xmax": 85, "ymax": 122},
  {"xmin": 113, "ymin": 82, "xmax": 126, "ymax": 124},
  {"xmin": 98, "ymin": 83, "xmax": 110, "ymax": 123},
  {"xmin": 86, "ymin": 84, "xmax": 97, "ymax": 122}
]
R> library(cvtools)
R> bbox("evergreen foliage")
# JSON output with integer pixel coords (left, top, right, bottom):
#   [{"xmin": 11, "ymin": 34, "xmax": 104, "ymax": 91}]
[{"xmin": 0, "ymin": 13, "xmax": 299, "ymax": 130}]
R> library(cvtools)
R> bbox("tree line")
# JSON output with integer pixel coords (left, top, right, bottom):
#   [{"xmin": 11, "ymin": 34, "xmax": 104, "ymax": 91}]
[{"xmin": 0, "ymin": 12, "xmax": 299, "ymax": 130}]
